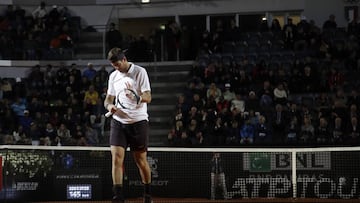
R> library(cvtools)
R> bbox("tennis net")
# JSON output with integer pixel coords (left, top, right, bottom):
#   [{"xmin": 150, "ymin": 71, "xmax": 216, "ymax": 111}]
[{"xmin": 0, "ymin": 145, "xmax": 359, "ymax": 202}]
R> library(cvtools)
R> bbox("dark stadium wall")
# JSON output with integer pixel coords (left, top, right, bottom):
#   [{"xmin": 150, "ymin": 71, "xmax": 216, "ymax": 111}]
[
  {"xmin": 304, "ymin": 0, "xmax": 350, "ymax": 29},
  {"xmin": 0, "ymin": 0, "xmax": 351, "ymax": 28}
]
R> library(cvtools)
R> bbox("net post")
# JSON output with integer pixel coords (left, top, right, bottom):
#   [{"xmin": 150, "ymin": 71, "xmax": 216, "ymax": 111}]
[{"xmin": 291, "ymin": 149, "xmax": 297, "ymax": 199}]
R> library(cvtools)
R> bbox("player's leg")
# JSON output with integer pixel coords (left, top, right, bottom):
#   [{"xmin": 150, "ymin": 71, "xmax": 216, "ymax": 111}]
[
  {"xmin": 133, "ymin": 150, "xmax": 152, "ymax": 203},
  {"xmin": 109, "ymin": 119, "xmax": 128, "ymax": 202},
  {"xmin": 133, "ymin": 150, "xmax": 151, "ymax": 183},
  {"xmin": 111, "ymin": 146, "xmax": 126, "ymax": 202},
  {"xmin": 130, "ymin": 120, "xmax": 152, "ymax": 203}
]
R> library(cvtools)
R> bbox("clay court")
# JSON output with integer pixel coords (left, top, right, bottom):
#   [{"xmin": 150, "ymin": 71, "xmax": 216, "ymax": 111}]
[{"xmin": 35, "ymin": 197, "xmax": 360, "ymax": 203}]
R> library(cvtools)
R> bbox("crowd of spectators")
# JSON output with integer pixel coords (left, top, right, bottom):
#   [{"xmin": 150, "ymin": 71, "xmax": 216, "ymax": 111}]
[
  {"xmin": 0, "ymin": 2, "xmax": 78, "ymax": 60},
  {"xmin": 2, "ymin": 7, "xmax": 360, "ymax": 148},
  {"xmin": 167, "ymin": 15, "xmax": 360, "ymax": 147},
  {"xmin": 0, "ymin": 62, "xmax": 110, "ymax": 146}
]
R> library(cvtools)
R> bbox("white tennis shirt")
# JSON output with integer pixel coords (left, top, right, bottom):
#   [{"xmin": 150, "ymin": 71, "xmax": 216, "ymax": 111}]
[{"xmin": 107, "ymin": 62, "xmax": 151, "ymax": 124}]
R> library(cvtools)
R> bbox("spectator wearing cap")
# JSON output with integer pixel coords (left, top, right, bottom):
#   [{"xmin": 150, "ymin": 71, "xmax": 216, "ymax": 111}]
[
  {"xmin": 13, "ymin": 77, "xmax": 27, "ymax": 99},
  {"xmin": 245, "ymin": 91, "xmax": 260, "ymax": 112},
  {"xmin": 18, "ymin": 109, "xmax": 33, "ymax": 135},
  {"xmin": 48, "ymin": 5, "xmax": 60, "ymax": 25},
  {"xmin": 222, "ymin": 83, "xmax": 236, "ymax": 102}
]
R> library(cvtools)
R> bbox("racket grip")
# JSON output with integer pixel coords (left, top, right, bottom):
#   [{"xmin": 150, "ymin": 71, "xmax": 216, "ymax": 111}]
[{"xmin": 105, "ymin": 112, "xmax": 113, "ymax": 117}]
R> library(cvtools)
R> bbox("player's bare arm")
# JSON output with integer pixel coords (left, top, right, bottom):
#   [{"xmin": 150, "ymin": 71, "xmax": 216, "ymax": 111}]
[
  {"xmin": 140, "ymin": 91, "xmax": 151, "ymax": 103},
  {"xmin": 104, "ymin": 94, "xmax": 116, "ymax": 113}
]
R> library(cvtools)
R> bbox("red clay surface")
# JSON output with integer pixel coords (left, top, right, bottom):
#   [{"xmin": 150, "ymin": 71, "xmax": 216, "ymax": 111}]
[{"xmin": 34, "ymin": 197, "xmax": 360, "ymax": 203}]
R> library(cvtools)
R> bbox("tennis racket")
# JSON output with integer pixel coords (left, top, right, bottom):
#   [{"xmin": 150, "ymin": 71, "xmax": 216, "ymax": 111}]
[{"xmin": 105, "ymin": 88, "xmax": 141, "ymax": 117}]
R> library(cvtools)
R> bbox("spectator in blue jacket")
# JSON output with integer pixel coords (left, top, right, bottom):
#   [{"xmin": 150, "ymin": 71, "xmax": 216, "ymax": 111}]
[
  {"xmin": 240, "ymin": 119, "xmax": 255, "ymax": 144},
  {"xmin": 83, "ymin": 62, "xmax": 97, "ymax": 82}
]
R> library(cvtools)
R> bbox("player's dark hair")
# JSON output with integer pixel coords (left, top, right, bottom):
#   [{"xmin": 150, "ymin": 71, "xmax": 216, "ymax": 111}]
[{"xmin": 107, "ymin": 47, "xmax": 126, "ymax": 63}]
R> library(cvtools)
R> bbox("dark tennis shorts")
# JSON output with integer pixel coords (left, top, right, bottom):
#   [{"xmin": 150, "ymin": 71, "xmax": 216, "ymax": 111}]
[{"xmin": 109, "ymin": 119, "xmax": 149, "ymax": 151}]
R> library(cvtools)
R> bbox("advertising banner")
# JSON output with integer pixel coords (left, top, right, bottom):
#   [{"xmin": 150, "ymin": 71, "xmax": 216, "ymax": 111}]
[{"xmin": 53, "ymin": 169, "xmax": 102, "ymax": 200}]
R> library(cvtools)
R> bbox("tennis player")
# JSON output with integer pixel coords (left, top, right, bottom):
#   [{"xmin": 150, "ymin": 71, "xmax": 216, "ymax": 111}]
[{"xmin": 104, "ymin": 47, "xmax": 152, "ymax": 203}]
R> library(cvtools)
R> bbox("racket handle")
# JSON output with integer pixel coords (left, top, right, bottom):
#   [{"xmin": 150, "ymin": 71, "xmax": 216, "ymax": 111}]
[{"xmin": 105, "ymin": 112, "xmax": 113, "ymax": 117}]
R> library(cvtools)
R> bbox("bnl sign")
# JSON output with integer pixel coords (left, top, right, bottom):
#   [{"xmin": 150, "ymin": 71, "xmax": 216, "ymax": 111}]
[{"xmin": 243, "ymin": 152, "xmax": 331, "ymax": 172}]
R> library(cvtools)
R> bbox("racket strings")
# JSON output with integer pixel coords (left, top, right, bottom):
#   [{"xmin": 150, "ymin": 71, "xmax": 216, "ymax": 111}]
[{"xmin": 116, "ymin": 88, "xmax": 140, "ymax": 110}]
